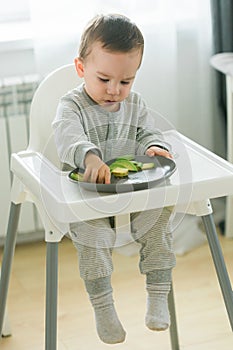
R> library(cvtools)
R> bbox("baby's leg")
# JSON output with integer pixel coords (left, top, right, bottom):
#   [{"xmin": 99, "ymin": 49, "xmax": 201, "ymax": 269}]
[
  {"xmin": 70, "ymin": 218, "xmax": 126, "ymax": 344},
  {"xmin": 131, "ymin": 207, "xmax": 176, "ymax": 331}
]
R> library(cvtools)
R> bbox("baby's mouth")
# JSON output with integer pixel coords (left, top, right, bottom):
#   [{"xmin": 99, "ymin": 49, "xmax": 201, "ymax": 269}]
[
  {"xmin": 101, "ymin": 100, "xmax": 120, "ymax": 111},
  {"xmin": 105, "ymin": 100, "xmax": 117, "ymax": 104}
]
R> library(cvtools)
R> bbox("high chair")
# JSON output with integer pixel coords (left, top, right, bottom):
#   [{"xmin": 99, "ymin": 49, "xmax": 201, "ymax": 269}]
[{"xmin": 0, "ymin": 63, "xmax": 233, "ymax": 350}]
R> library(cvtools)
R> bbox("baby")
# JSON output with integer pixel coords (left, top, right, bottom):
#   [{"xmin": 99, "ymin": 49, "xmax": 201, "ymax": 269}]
[{"xmin": 52, "ymin": 13, "xmax": 176, "ymax": 344}]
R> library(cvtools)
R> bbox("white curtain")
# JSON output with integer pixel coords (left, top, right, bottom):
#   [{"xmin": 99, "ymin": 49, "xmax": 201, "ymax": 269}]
[{"xmin": 29, "ymin": 0, "xmax": 214, "ymax": 151}]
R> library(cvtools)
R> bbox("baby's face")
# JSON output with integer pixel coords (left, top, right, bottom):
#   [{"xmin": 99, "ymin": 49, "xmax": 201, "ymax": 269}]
[{"xmin": 76, "ymin": 42, "xmax": 142, "ymax": 112}]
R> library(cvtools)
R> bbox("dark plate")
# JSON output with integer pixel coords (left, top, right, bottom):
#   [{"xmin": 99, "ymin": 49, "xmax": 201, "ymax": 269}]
[{"xmin": 68, "ymin": 155, "xmax": 176, "ymax": 193}]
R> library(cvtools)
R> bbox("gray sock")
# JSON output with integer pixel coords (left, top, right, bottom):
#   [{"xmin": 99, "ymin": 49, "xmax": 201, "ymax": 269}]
[
  {"xmin": 146, "ymin": 282, "xmax": 171, "ymax": 331},
  {"xmin": 145, "ymin": 270, "xmax": 171, "ymax": 331},
  {"xmin": 85, "ymin": 276, "xmax": 126, "ymax": 344}
]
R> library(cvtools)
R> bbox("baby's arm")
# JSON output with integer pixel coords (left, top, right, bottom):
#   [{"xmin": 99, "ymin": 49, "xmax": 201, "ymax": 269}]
[{"xmin": 84, "ymin": 151, "xmax": 111, "ymax": 184}]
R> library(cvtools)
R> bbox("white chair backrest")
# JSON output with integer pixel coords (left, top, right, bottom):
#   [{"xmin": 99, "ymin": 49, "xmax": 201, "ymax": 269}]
[{"xmin": 28, "ymin": 64, "xmax": 82, "ymax": 167}]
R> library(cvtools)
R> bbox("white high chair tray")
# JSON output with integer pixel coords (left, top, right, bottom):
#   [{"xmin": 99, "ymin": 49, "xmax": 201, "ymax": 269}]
[{"xmin": 11, "ymin": 130, "xmax": 233, "ymax": 224}]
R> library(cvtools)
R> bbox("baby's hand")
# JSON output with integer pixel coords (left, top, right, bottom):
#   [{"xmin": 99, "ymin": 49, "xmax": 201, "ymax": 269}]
[
  {"xmin": 145, "ymin": 146, "xmax": 173, "ymax": 159},
  {"xmin": 84, "ymin": 152, "xmax": 111, "ymax": 184}
]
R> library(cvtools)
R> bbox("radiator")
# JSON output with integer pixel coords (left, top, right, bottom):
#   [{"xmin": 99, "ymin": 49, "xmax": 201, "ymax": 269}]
[{"xmin": 0, "ymin": 75, "xmax": 45, "ymax": 243}]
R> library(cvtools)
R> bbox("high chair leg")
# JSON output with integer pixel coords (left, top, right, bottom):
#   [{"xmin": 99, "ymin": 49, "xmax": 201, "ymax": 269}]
[
  {"xmin": 202, "ymin": 214, "xmax": 233, "ymax": 330},
  {"xmin": 45, "ymin": 242, "xmax": 59, "ymax": 350},
  {"xmin": 0, "ymin": 202, "xmax": 21, "ymax": 336},
  {"xmin": 168, "ymin": 282, "xmax": 180, "ymax": 350}
]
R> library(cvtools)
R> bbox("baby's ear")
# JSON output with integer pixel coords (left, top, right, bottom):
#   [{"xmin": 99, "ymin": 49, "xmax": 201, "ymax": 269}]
[{"xmin": 74, "ymin": 57, "xmax": 84, "ymax": 78}]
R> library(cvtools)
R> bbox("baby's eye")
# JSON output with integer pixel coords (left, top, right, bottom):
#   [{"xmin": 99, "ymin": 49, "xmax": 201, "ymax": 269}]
[
  {"xmin": 121, "ymin": 81, "xmax": 130, "ymax": 85},
  {"xmin": 98, "ymin": 77, "xmax": 109, "ymax": 83}
]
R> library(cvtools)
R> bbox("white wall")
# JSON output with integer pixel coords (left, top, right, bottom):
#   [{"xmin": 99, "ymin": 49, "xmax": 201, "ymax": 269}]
[{"xmin": 0, "ymin": 46, "xmax": 36, "ymax": 79}]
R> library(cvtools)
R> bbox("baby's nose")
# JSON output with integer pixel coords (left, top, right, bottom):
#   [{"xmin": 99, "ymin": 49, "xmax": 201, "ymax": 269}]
[{"xmin": 107, "ymin": 82, "xmax": 120, "ymax": 95}]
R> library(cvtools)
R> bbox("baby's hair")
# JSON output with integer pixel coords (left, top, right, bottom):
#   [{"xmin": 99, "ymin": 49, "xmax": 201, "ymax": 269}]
[{"xmin": 79, "ymin": 14, "xmax": 144, "ymax": 63}]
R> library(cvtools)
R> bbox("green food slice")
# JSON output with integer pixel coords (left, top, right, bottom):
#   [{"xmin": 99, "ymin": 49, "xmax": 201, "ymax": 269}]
[
  {"xmin": 70, "ymin": 172, "xmax": 84, "ymax": 182},
  {"xmin": 131, "ymin": 161, "xmax": 143, "ymax": 171},
  {"xmin": 111, "ymin": 167, "xmax": 129, "ymax": 178},
  {"xmin": 109, "ymin": 159, "xmax": 138, "ymax": 172}
]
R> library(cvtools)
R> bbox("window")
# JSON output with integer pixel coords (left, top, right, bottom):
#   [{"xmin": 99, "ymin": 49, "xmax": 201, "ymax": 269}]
[
  {"xmin": 0, "ymin": 0, "xmax": 31, "ymax": 44},
  {"xmin": 0, "ymin": 0, "xmax": 30, "ymax": 23}
]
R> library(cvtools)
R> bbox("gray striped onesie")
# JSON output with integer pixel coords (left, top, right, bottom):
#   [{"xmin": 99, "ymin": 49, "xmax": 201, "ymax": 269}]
[{"xmin": 52, "ymin": 84, "xmax": 176, "ymax": 280}]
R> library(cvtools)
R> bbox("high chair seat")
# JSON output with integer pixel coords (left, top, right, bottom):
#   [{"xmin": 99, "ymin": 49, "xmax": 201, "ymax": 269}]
[{"xmin": 0, "ymin": 64, "xmax": 233, "ymax": 350}]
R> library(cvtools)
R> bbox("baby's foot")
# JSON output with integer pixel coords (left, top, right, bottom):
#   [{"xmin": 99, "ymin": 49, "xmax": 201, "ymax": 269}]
[
  {"xmin": 145, "ymin": 283, "xmax": 171, "ymax": 331},
  {"xmin": 91, "ymin": 291, "xmax": 126, "ymax": 344}
]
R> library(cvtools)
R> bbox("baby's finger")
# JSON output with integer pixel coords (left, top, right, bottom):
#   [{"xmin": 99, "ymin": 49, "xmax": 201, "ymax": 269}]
[
  {"xmin": 160, "ymin": 149, "xmax": 173, "ymax": 159},
  {"xmin": 97, "ymin": 166, "xmax": 111, "ymax": 184},
  {"xmin": 90, "ymin": 169, "xmax": 98, "ymax": 183},
  {"xmin": 145, "ymin": 148, "xmax": 154, "ymax": 157},
  {"xmin": 104, "ymin": 169, "xmax": 111, "ymax": 184},
  {"xmin": 83, "ymin": 168, "xmax": 91, "ymax": 182}
]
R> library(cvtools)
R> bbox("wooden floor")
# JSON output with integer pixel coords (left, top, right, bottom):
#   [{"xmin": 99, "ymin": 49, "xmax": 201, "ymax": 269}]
[{"xmin": 0, "ymin": 234, "xmax": 233, "ymax": 350}]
